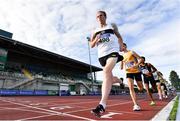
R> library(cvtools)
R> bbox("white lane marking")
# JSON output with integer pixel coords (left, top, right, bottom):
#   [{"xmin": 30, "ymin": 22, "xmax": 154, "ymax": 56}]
[
  {"xmin": 31, "ymin": 100, "xmax": 99, "ymax": 108},
  {"xmin": 0, "ymin": 97, "xmax": 146, "ymax": 120},
  {"xmin": 101, "ymin": 112, "xmax": 122, "ymax": 118},
  {"xmin": 1, "ymin": 97, "xmax": 128, "ymax": 109},
  {"xmin": 16, "ymin": 114, "xmax": 57, "ymax": 121},
  {"xmin": 2, "ymin": 97, "xmax": 94, "ymax": 103},
  {"xmin": 3, "ymin": 97, "xmax": 99, "ymax": 108},
  {"xmin": 65, "ymin": 99, "xmax": 146, "ymax": 114},
  {"xmin": 107, "ymin": 109, "xmax": 142, "ymax": 115},
  {"xmin": 29, "ymin": 103, "xmax": 48, "ymax": 106},
  {"xmin": 0, "ymin": 99, "xmax": 99, "ymax": 111},
  {"xmin": 0, "ymin": 98, "xmax": 96, "ymax": 121},
  {"xmin": 50, "ymin": 106, "xmax": 73, "ymax": 110},
  {"xmin": 0, "ymin": 107, "xmax": 54, "ymax": 115}
]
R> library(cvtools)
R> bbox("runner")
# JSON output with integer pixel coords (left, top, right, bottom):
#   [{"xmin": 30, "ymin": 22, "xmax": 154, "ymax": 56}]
[
  {"xmin": 121, "ymin": 43, "xmax": 144, "ymax": 111},
  {"xmin": 139, "ymin": 56, "xmax": 156, "ymax": 106},
  {"xmin": 158, "ymin": 71, "xmax": 168, "ymax": 99},
  {"xmin": 153, "ymin": 71, "xmax": 163, "ymax": 100},
  {"xmin": 89, "ymin": 10, "xmax": 124, "ymax": 117},
  {"xmin": 120, "ymin": 77, "xmax": 125, "ymax": 89}
]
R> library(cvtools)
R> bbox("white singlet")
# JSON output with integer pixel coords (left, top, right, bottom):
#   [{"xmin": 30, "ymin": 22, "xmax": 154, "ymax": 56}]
[{"xmin": 93, "ymin": 24, "xmax": 119, "ymax": 58}]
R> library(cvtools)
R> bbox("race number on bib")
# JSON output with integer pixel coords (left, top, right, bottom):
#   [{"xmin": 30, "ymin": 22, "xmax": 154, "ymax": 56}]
[
  {"xmin": 125, "ymin": 61, "xmax": 134, "ymax": 69},
  {"xmin": 99, "ymin": 33, "xmax": 111, "ymax": 43},
  {"xmin": 142, "ymin": 69, "xmax": 149, "ymax": 74}
]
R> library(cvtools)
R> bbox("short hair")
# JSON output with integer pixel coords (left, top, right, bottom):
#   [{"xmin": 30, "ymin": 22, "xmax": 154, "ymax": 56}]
[
  {"xmin": 141, "ymin": 56, "xmax": 145, "ymax": 61},
  {"xmin": 120, "ymin": 77, "xmax": 123, "ymax": 82},
  {"xmin": 97, "ymin": 10, "xmax": 107, "ymax": 18},
  {"xmin": 123, "ymin": 43, "xmax": 127, "ymax": 47}
]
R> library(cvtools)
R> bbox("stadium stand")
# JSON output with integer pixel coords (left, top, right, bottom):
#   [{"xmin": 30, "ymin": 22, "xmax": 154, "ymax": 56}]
[{"xmin": 0, "ymin": 32, "xmax": 105, "ymax": 96}]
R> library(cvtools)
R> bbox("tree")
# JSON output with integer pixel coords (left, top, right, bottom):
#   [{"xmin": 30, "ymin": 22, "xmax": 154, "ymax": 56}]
[{"xmin": 169, "ymin": 70, "xmax": 180, "ymax": 89}]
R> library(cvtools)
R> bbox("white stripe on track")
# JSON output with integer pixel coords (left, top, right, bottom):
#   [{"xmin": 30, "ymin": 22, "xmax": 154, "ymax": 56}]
[
  {"xmin": 16, "ymin": 114, "xmax": 57, "ymax": 121},
  {"xmin": 0, "ymin": 107, "xmax": 55, "ymax": 115},
  {"xmin": 0, "ymin": 98, "xmax": 96, "ymax": 121},
  {"xmin": 65, "ymin": 99, "xmax": 146, "ymax": 114}
]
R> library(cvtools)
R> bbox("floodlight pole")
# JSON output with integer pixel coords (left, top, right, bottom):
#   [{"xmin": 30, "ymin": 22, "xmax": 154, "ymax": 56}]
[
  {"xmin": 59, "ymin": 79, "xmax": 61, "ymax": 96},
  {"xmin": 87, "ymin": 37, "xmax": 94, "ymax": 93}
]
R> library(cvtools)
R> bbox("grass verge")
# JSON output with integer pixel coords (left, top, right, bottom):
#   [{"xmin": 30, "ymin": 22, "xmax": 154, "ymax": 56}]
[{"xmin": 169, "ymin": 96, "xmax": 179, "ymax": 120}]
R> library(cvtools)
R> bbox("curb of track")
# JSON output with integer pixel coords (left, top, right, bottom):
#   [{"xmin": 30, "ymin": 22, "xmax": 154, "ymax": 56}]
[
  {"xmin": 176, "ymin": 92, "xmax": 180, "ymax": 120},
  {"xmin": 151, "ymin": 96, "xmax": 177, "ymax": 121}
]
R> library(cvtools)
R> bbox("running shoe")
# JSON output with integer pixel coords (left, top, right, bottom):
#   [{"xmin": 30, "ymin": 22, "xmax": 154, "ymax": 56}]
[
  {"xmin": 91, "ymin": 104, "xmax": 105, "ymax": 118},
  {"xmin": 149, "ymin": 101, "xmax": 156, "ymax": 106},
  {"xmin": 133, "ymin": 104, "xmax": 141, "ymax": 111}
]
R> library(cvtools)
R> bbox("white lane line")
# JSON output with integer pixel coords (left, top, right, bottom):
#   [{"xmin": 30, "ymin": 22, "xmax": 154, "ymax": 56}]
[
  {"xmin": 0, "ymin": 97, "xmax": 100, "ymax": 108},
  {"xmin": 101, "ymin": 112, "xmax": 122, "ymax": 119},
  {"xmin": 0, "ymin": 98, "xmax": 96, "ymax": 121},
  {"xmin": 0, "ymin": 100, "xmax": 100, "ymax": 111},
  {"xmin": 34, "ymin": 99, "xmax": 126, "ymax": 108},
  {"xmin": 0, "ymin": 103, "xmax": 20, "ymax": 106},
  {"xmin": 65, "ymin": 101, "xmax": 132, "ymax": 114},
  {"xmin": 1, "ymin": 97, "xmax": 128, "ymax": 108},
  {"xmin": 107, "ymin": 109, "xmax": 142, "ymax": 115},
  {"xmin": 16, "ymin": 114, "xmax": 57, "ymax": 121},
  {"xmin": 0, "ymin": 98, "xmax": 99, "ymax": 111},
  {"xmin": 107, "ymin": 99, "xmax": 146, "ymax": 107},
  {"xmin": 0, "ymin": 97, "xmax": 145, "ymax": 120},
  {"xmin": 4, "ymin": 97, "xmax": 95, "ymax": 103},
  {"xmin": 0, "ymin": 107, "xmax": 54, "ymax": 115},
  {"xmin": 43, "ymin": 99, "xmax": 130, "ymax": 113},
  {"xmin": 20, "ymin": 99, "xmax": 121, "ymax": 109},
  {"xmin": 29, "ymin": 100, "xmax": 100, "ymax": 108},
  {"xmin": 65, "ymin": 99, "xmax": 146, "ymax": 114}
]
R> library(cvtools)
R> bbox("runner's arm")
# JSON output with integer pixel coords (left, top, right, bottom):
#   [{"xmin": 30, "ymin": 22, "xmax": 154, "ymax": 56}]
[
  {"xmin": 148, "ymin": 63, "xmax": 157, "ymax": 74},
  {"xmin": 157, "ymin": 73, "xmax": 163, "ymax": 80},
  {"xmin": 157, "ymin": 71, "xmax": 163, "ymax": 79},
  {"xmin": 120, "ymin": 61, "xmax": 124, "ymax": 70},
  {"xmin": 89, "ymin": 32, "xmax": 100, "ymax": 48},
  {"xmin": 132, "ymin": 51, "xmax": 143, "ymax": 67},
  {"xmin": 111, "ymin": 23, "xmax": 123, "ymax": 51}
]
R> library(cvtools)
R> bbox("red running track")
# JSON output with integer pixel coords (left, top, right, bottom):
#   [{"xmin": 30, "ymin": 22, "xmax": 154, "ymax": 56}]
[{"xmin": 0, "ymin": 94, "xmax": 174, "ymax": 120}]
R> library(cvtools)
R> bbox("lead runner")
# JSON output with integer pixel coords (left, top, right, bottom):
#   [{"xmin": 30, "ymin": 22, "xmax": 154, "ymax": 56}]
[{"xmin": 89, "ymin": 10, "xmax": 124, "ymax": 117}]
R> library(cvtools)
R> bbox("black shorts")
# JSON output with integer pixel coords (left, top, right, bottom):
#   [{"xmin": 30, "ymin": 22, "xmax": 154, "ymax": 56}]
[
  {"xmin": 155, "ymin": 80, "xmax": 160, "ymax": 83},
  {"xmin": 126, "ymin": 72, "xmax": 142, "ymax": 82},
  {"xmin": 143, "ymin": 76, "xmax": 156, "ymax": 85},
  {"xmin": 98, "ymin": 52, "xmax": 123, "ymax": 67}
]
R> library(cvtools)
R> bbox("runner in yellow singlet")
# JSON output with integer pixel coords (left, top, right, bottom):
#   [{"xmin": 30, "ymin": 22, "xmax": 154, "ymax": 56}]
[{"xmin": 121, "ymin": 43, "xmax": 144, "ymax": 111}]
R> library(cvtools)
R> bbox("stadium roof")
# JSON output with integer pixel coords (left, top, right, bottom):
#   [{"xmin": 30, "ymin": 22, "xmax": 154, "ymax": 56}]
[{"xmin": 0, "ymin": 35, "xmax": 102, "ymax": 73}]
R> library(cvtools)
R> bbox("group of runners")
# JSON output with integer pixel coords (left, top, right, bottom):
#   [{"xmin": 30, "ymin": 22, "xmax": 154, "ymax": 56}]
[{"xmin": 89, "ymin": 10, "xmax": 168, "ymax": 117}]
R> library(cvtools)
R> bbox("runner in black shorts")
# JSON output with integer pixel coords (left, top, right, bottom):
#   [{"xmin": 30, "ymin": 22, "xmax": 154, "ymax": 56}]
[
  {"xmin": 121, "ymin": 43, "xmax": 144, "ymax": 111},
  {"xmin": 90, "ymin": 10, "xmax": 124, "ymax": 118},
  {"xmin": 139, "ymin": 56, "xmax": 156, "ymax": 106}
]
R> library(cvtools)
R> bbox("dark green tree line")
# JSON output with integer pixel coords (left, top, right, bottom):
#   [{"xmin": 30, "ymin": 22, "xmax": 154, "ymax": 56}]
[{"xmin": 169, "ymin": 70, "xmax": 180, "ymax": 90}]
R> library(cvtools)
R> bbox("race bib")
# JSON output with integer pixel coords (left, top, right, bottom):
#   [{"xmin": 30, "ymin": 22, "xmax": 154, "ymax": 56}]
[
  {"xmin": 154, "ymin": 74, "xmax": 158, "ymax": 80},
  {"xmin": 125, "ymin": 61, "xmax": 134, "ymax": 69},
  {"xmin": 142, "ymin": 69, "xmax": 149, "ymax": 74},
  {"xmin": 99, "ymin": 33, "xmax": 111, "ymax": 43}
]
